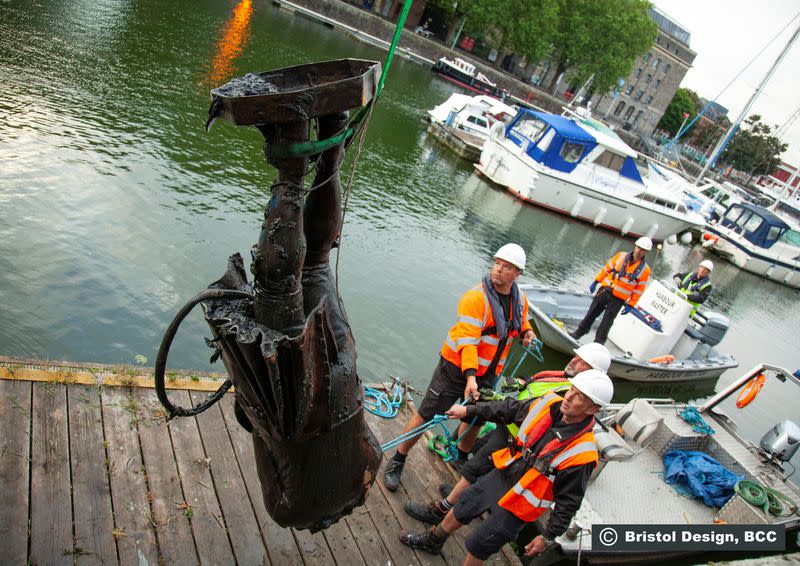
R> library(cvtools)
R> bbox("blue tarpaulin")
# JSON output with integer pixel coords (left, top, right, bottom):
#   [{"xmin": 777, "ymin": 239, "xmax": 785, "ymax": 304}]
[{"xmin": 663, "ymin": 450, "xmax": 744, "ymax": 508}]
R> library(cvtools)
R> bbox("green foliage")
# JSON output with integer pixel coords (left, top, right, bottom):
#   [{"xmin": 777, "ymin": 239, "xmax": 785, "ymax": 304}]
[
  {"xmin": 720, "ymin": 115, "xmax": 787, "ymax": 178},
  {"xmin": 467, "ymin": 0, "xmax": 559, "ymax": 64},
  {"xmin": 547, "ymin": 0, "xmax": 658, "ymax": 93},
  {"xmin": 658, "ymin": 88, "xmax": 696, "ymax": 136}
]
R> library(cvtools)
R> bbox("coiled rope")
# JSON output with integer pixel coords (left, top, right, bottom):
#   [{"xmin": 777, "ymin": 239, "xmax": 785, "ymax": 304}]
[
  {"xmin": 364, "ymin": 379, "xmax": 405, "ymax": 418},
  {"xmin": 735, "ymin": 480, "xmax": 799, "ymax": 516},
  {"xmin": 679, "ymin": 405, "xmax": 715, "ymax": 435}
]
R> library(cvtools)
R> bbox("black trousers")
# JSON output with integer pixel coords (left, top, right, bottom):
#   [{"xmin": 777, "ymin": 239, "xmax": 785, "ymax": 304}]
[{"xmin": 574, "ymin": 287, "xmax": 625, "ymax": 345}]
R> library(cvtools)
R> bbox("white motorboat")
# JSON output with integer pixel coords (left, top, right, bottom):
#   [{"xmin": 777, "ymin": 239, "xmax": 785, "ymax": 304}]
[
  {"xmin": 425, "ymin": 94, "xmax": 517, "ymax": 160},
  {"xmin": 536, "ymin": 363, "xmax": 800, "ymax": 564},
  {"xmin": 703, "ymin": 202, "xmax": 800, "ymax": 289},
  {"xmin": 475, "ymin": 108, "xmax": 707, "ymax": 242},
  {"xmin": 521, "ymin": 280, "xmax": 737, "ymax": 382}
]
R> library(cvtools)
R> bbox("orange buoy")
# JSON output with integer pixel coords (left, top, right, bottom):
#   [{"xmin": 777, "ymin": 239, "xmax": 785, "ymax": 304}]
[
  {"xmin": 702, "ymin": 233, "xmax": 719, "ymax": 243},
  {"xmin": 736, "ymin": 373, "xmax": 766, "ymax": 408}
]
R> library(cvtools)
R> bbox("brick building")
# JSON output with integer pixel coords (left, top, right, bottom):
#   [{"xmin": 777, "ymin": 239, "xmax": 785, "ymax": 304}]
[{"xmin": 756, "ymin": 161, "xmax": 800, "ymax": 198}]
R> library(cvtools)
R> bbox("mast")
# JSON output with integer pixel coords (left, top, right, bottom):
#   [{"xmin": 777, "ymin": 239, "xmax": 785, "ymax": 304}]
[{"xmin": 694, "ymin": 21, "xmax": 800, "ymax": 183}]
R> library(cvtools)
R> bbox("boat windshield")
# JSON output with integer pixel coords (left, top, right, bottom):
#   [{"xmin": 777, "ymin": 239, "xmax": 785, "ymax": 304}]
[{"xmin": 511, "ymin": 116, "xmax": 547, "ymax": 142}]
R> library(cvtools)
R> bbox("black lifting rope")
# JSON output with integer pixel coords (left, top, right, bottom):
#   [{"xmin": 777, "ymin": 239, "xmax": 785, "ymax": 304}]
[{"xmin": 154, "ymin": 288, "xmax": 254, "ymax": 421}]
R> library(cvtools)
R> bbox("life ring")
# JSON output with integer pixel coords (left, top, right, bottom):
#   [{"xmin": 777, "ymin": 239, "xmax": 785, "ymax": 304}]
[{"xmin": 736, "ymin": 373, "xmax": 765, "ymax": 408}]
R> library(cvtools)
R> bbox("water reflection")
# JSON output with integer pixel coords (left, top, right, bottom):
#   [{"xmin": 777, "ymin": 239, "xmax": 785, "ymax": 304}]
[{"xmin": 205, "ymin": 0, "xmax": 254, "ymax": 87}]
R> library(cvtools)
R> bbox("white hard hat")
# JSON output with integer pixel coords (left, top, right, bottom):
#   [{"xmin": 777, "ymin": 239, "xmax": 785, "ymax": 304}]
[
  {"xmin": 494, "ymin": 243, "xmax": 526, "ymax": 271},
  {"xmin": 634, "ymin": 236, "xmax": 653, "ymax": 251},
  {"xmin": 573, "ymin": 342, "xmax": 612, "ymax": 373},
  {"xmin": 568, "ymin": 369, "xmax": 614, "ymax": 407},
  {"xmin": 699, "ymin": 259, "xmax": 714, "ymax": 272}
]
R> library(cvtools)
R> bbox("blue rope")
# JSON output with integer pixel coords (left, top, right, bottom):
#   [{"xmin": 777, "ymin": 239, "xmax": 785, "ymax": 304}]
[
  {"xmin": 380, "ymin": 397, "xmax": 472, "ymax": 453},
  {"xmin": 493, "ymin": 339, "xmax": 544, "ymax": 389},
  {"xmin": 364, "ymin": 381, "xmax": 404, "ymax": 418},
  {"xmin": 679, "ymin": 405, "xmax": 715, "ymax": 435}
]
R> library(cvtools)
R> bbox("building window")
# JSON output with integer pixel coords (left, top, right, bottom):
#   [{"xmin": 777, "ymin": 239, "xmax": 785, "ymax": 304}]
[
  {"xmin": 614, "ymin": 101, "xmax": 625, "ymax": 116},
  {"xmin": 636, "ymin": 90, "xmax": 644, "ymax": 100},
  {"xmin": 653, "ymin": 57, "xmax": 662, "ymax": 69},
  {"xmin": 644, "ymin": 73, "xmax": 652, "ymax": 84},
  {"xmin": 664, "ymin": 63, "xmax": 671, "ymax": 74},
  {"xmin": 625, "ymin": 106, "xmax": 635, "ymax": 120},
  {"xmin": 626, "ymin": 84, "xmax": 634, "ymax": 95},
  {"xmin": 634, "ymin": 68, "xmax": 642, "ymax": 78},
  {"xmin": 634, "ymin": 110, "xmax": 643, "ymax": 124},
  {"xmin": 666, "ymin": 41, "xmax": 670, "ymax": 50},
  {"xmin": 643, "ymin": 52, "xmax": 652, "ymax": 63},
  {"xmin": 644, "ymin": 94, "xmax": 654, "ymax": 104},
  {"xmin": 654, "ymin": 79, "xmax": 662, "ymax": 89}
]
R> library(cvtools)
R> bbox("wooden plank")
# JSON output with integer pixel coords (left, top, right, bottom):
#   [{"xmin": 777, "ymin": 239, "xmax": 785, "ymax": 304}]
[
  {"xmin": 134, "ymin": 388, "xmax": 199, "ymax": 564},
  {"xmin": 219, "ymin": 396, "xmax": 304, "ymax": 565},
  {"xmin": 321, "ymin": 519, "xmax": 366, "ymax": 566},
  {"xmin": 344, "ymin": 508, "xmax": 392, "ymax": 566},
  {"xmin": 30, "ymin": 382, "xmax": 73, "ymax": 565},
  {"xmin": 369, "ymin": 413, "xmax": 461, "ymax": 566},
  {"xmin": 190, "ymin": 391, "xmax": 268, "ymax": 566},
  {"xmin": 362, "ymin": 481, "xmax": 423, "ymax": 566},
  {"xmin": 292, "ymin": 529, "xmax": 336, "ymax": 565},
  {"xmin": 166, "ymin": 389, "xmax": 235, "ymax": 565},
  {"xmin": 101, "ymin": 387, "xmax": 158, "ymax": 565},
  {"xmin": 68, "ymin": 385, "xmax": 117, "ymax": 564},
  {"xmin": 0, "ymin": 379, "xmax": 31, "ymax": 564}
]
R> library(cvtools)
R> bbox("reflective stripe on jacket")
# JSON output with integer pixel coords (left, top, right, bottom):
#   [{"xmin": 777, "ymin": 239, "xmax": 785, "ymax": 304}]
[
  {"xmin": 596, "ymin": 251, "xmax": 651, "ymax": 307},
  {"xmin": 680, "ymin": 273, "xmax": 711, "ymax": 316},
  {"xmin": 492, "ymin": 393, "xmax": 598, "ymax": 522},
  {"xmin": 441, "ymin": 284, "xmax": 532, "ymax": 377},
  {"xmin": 506, "ymin": 372, "xmax": 570, "ymax": 437}
]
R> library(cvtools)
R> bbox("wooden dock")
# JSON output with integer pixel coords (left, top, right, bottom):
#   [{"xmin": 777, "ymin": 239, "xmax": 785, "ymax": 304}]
[{"xmin": 0, "ymin": 360, "xmax": 521, "ymax": 566}]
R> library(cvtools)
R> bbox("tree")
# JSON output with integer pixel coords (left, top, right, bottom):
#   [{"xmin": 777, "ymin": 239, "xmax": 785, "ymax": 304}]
[
  {"xmin": 467, "ymin": 0, "xmax": 559, "ymax": 68},
  {"xmin": 546, "ymin": 0, "xmax": 657, "ymax": 94},
  {"xmin": 658, "ymin": 88, "xmax": 696, "ymax": 137},
  {"xmin": 719, "ymin": 115, "xmax": 787, "ymax": 183},
  {"xmin": 425, "ymin": 0, "xmax": 484, "ymax": 46}
]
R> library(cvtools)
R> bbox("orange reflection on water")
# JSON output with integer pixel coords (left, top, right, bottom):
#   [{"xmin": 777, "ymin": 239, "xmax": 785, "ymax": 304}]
[{"xmin": 206, "ymin": 0, "xmax": 254, "ymax": 87}]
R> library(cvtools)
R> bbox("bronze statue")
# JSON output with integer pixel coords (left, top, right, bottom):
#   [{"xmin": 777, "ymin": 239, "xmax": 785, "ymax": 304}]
[{"xmin": 156, "ymin": 60, "xmax": 383, "ymax": 532}]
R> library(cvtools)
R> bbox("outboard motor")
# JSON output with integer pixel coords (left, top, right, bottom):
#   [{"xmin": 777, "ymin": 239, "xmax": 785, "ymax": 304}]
[
  {"xmin": 760, "ymin": 420, "xmax": 800, "ymax": 462},
  {"xmin": 693, "ymin": 311, "xmax": 730, "ymax": 347}
]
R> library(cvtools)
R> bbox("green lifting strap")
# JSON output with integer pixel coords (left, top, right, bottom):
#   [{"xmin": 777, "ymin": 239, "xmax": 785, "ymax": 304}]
[{"xmin": 268, "ymin": 0, "xmax": 414, "ymax": 160}]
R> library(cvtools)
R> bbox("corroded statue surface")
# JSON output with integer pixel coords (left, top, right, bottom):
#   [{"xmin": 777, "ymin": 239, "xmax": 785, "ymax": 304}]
[{"xmin": 161, "ymin": 60, "xmax": 383, "ymax": 532}]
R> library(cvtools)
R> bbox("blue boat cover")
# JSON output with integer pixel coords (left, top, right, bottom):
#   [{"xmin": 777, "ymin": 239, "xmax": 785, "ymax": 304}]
[
  {"xmin": 720, "ymin": 203, "xmax": 790, "ymax": 249},
  {"xmin": 663, "ymin": 450, "xmax": 744, "ymax": 508},
  {"xmin": 507, "ymin": 109, "xmax": 596, "ymax": 143},
  {"xmin": 505, "ymin": 109, "xmax": 598, "ymax": 173}
]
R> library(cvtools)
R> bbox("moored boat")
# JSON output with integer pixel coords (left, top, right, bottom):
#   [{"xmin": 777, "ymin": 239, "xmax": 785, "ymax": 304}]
[
  {"xmin": 703, "ymin": 202, "xmax": 800, "ymax": 289},
  {"xmin": 432, "ymin": 57, "xmax": 508, "ymax": 100},
  {"xmin": 475, "ymin": 108, "xmax": 707, "ymax": 242},
  {"xmin": 538, "ymin": 363, "xmax": 800, "ymax": 564},
  {"xmin": 521, "ymin": 281, "xmax": 737, "ymax": 382}
]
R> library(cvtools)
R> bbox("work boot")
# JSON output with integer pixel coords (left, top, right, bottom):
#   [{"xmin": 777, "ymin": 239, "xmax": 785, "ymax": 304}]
[
  {"xmin": 399, "ymin": 526, "xmax": 448, "ymax": 555},
  {"xmin": 404, "ymin": 500, "xmax": 447, "ymax": 524},
  {"xmin": 384, "ymin": 457, "xmax": 405, "ymax": 492},
  {"xmin": 439, "ymin": 482, "xmax": 454, "ymax": 498}
]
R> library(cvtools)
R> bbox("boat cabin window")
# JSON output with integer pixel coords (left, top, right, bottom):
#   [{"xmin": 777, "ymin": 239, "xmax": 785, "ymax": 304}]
[
  {"xmin": 640, "ymin": 193, "xmax": 676, "ymax": 209},
  {"xmin": 536, "ymin": 129, "xmax": 555, "ymax": 151},
  {"xmin": 742, "ymin": 212, "xmax": 763, "ymax": 234},
  {"xmin": 466, "ymin": 115, "xmax": 488, "ymax": 129},
  {"xmin": 766, "ymin": 225, "xmax": 787, "ymax": 246},
  {"xmin": 511, "ymin": 117, "xmax": 547, "ymax": 142},
  {"xmin": 560, "ymin": 141, "xmax": 586, "ymax": 163},
  {"xmin": 781, "ymin": 229, "xmax": 800, "ymax": 246},
  {"xmin": 724, "ymin": 206, "xmax": 745, "ymax": 224},
  {"xmin": 594, "ymin": 150, "xmax": 626, "ymax": 172}
]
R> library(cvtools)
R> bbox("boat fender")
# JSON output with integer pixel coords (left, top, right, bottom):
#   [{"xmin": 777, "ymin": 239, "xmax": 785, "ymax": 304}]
[
  {"xmin": 666, "ymin": 234, "xmax": 677, "ymax": 245},
  {"xmin": 621, "ymin": 217, "xmax": 634, "ymax": 235},
  {"xmin": 766, "ymin": 265, "xmax": 776, "ymax": 278},
  {"xmin": 570, "ymin": 197, "xmax": 585, "ymax": 218},
  {"xmin": 735, "ymin": 373, "xmax": 765, "ymax": 408},
  {"xmin": 680, "ymin": 232, "xmax": 693, "ymax": 245},
  {"xmin": 648, "ymin": 354, "xmax": 675, "ymax": 365},
  {"xmin": 593, "ymin": 207, "xmax": 607, "ymax": 226},
  {"xmin": 702, "ymin": 233, "xmax": 718, "ymax": 242},
  {"xmin": 645, "ymin": 223, "xmax": 659, "ymax": 239},
  {"xmin": 784, "ymin": 271, "xmax": 795, "ymax": 284},
  {"xmin": 489, "ymin": 121, "xmax": 505, "ymax": 143}
]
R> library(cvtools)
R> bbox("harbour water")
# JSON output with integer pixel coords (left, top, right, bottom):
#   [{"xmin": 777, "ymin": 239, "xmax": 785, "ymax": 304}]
[{"xmin": 1, "ymin": 0, "xmax": 798, "ymax": 466}]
